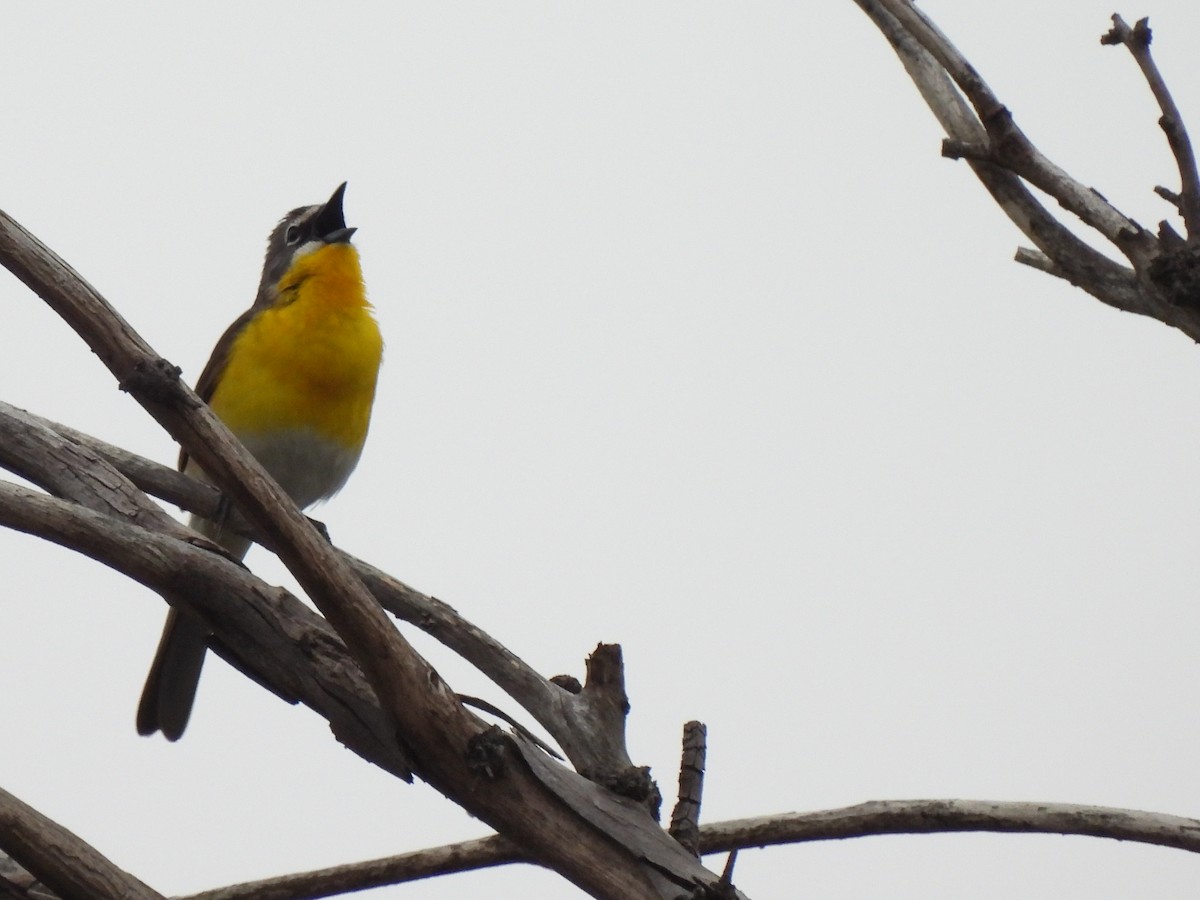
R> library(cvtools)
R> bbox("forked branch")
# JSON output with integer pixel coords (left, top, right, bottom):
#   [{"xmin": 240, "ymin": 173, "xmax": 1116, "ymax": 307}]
[
  {"xmin": 0, "ymin": 210, "xmax": 740, "ymax": 900},
  {"xmin": 853, "ymin": 1, "xmax": 1200, "ymax": 339},
  {"xmin": 1102, "ymin": 15, "xmax": 1200, "ymax": 236}
]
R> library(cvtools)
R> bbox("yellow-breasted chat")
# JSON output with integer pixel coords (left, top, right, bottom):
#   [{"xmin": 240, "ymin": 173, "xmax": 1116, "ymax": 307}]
[{"xmin": 137, "ymin": 182, "xmax": 383, "ymax": 740}]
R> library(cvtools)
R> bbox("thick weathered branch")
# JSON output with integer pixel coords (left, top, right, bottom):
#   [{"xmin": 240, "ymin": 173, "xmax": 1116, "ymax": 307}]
[
  {"xmin": 355, "ymin": 569, "xmax": 645, "ymax": 785},
  {"xmin": 0, "ymin": 441, "xmax": 716, "ymax": 898},
  {"xmin": 0, "ymin": 787, "xmax": 161, "ymax": 900},
  {"xmin": 4, "ymin": 402, "xmax": 646, "ymax": 787},
  {"xmin": 0, "ymin": 214, "xmax": 438, "ymax": 780},
  {"xmin": 0, "ymin": 403, "xmax": 200, "ymax": 545},
  {"xmin": 0, "ymin": 480, "xmax": 413, "ymax": 781},
  {"xmin": 0, "ymin": 448, "xmax": 684, "ymax": 897},
  {"xmin": 0, "ymin": 211, "xmax": 738, "ymax": 899}
]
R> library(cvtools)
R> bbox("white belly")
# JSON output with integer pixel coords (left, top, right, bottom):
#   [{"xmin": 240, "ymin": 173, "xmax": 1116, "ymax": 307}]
[{"xmin": 236, "ymin": 428, "xmax": 364, "ymax": 509}]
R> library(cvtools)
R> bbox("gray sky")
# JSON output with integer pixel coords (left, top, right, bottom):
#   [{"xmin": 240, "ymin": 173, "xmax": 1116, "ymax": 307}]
[{"xmin": 3, "ymin": 2, "xmax": 1200, "ymax": 896}]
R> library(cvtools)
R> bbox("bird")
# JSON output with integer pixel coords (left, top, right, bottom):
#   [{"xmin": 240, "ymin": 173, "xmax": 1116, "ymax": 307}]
[{"xmin": 137, "ymin": 182, "xmax": 383, "ymax": 740}]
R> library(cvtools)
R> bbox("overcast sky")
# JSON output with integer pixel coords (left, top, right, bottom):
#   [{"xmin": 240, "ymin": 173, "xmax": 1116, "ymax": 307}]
[{"xmin": 4, "ymin": 2, "xmax": 1200, "ymax": 897}]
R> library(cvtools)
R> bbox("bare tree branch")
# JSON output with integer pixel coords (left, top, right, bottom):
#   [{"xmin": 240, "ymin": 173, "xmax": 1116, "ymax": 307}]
[
  {"xmin": 1, "ymin": 402, "xmax": 649, "ymax": 790},
  {"xmin": 1102, "ymin": 15, "xmax": 1200, "ymax": 237},
  {"xmin": 718, "ymin": 850, "xmax": 738, "ymax": 888},
  {"xmin": 0, "ymin": 479, "xmax": 413, "ymax": 781},
  {"xmin": 0, "ymin": 213, "xmax": 435, "ymax": 779},
  {"xmin": 855, "ymin": 1, "xmax": 1147, "ymax": 304},
  {"xmin": 0, "ymin": 211, "xmax": 742, "ymax": 899},
  {"xmin": 8, "ymin": 8, "xmax": 1198, "ymax": 894},
  {"xmin": 0, "ymin": 849, "xmax": 59, "ymax": 900},
  {"xmin": 668, "ymin": 721, "xmax": 707, "ymax": 856},
  {"xmin": 852, "ymin": 2, "xmax": 1200, "ymax": 341},
  {"xmin": 0, "ymin": 787, "xmax": 162, "ymax": 900},
  {"xmin": 698, "ymin": 798, "xmax": 1200, "ymax": 855},
  {"xmin": 874, "ymin": 0, "xmax": 1153, "ymax": 259},
  {"xmin": 0, "ymin": 474, "xmax": 682, "ymax": 898},
  {"xmin": 0, "ymin": 441, "xmax": 723, "ymax": 898},
  {"xmin": 186, "ymin": 797, "xmax": 1200, "ymax": 900},
  {"xmin": 183, "ymin": 836, "xmax": 524, "ymax": 900}
]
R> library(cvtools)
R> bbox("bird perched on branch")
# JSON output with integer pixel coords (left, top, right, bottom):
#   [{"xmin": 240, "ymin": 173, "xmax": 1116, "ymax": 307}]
[{"xmin": 137, "ymin": 182, "xmax": 383, "ymax": 740}]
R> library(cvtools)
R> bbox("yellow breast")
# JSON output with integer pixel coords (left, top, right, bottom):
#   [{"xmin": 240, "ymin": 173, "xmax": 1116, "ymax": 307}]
[{"xmin": 209, "ymin": 243, "xmax": 383, "ymax": 453}]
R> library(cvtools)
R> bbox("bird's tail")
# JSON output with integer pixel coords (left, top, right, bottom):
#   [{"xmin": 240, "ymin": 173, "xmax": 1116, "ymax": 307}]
[{"xmin": 137, "ymin": 515, "xmax": 251, "ymax": 740}]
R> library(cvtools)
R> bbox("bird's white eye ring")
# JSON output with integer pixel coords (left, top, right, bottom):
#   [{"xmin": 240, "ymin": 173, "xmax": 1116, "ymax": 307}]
[{"xmin": 284, "ymin": 224, "xmax": 303, "ymax": 246}]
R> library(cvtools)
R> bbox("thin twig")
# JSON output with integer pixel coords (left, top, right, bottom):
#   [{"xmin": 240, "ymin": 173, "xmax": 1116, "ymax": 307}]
[
  {"xmin": 1155, "ymin": 185, "xmax": 1183, "ymax": 209},
  {"xmin": 184, "ymin": 836, "xmax": 524, "ymax": 900},
  {"xmin": 1103, "ymin": 15, "xmax": 1200, "ymax": 237},
  {"xmin": 668, "ymin": 721, "xmax": 707, "ymax": 856},
  {"xmin": 457, "ymin": 695, "xmax": 562, "ymax": 760},
  {"xmin": 719, "ymin": 850, "xmax": 738, "ymax": 885},
  {"xmin": 1013, "ymin": 247, "xmax": 1059, "ymax": 276},
  {"xmin": 698, "ymin": 799, "xmax": 1200, "ymax": 855}
]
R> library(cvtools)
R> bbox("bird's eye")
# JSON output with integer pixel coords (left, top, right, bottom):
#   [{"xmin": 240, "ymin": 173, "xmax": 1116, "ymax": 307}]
[{"xmin": 284, "ymin": 224, "xmax": 303, "ymax": 246}]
